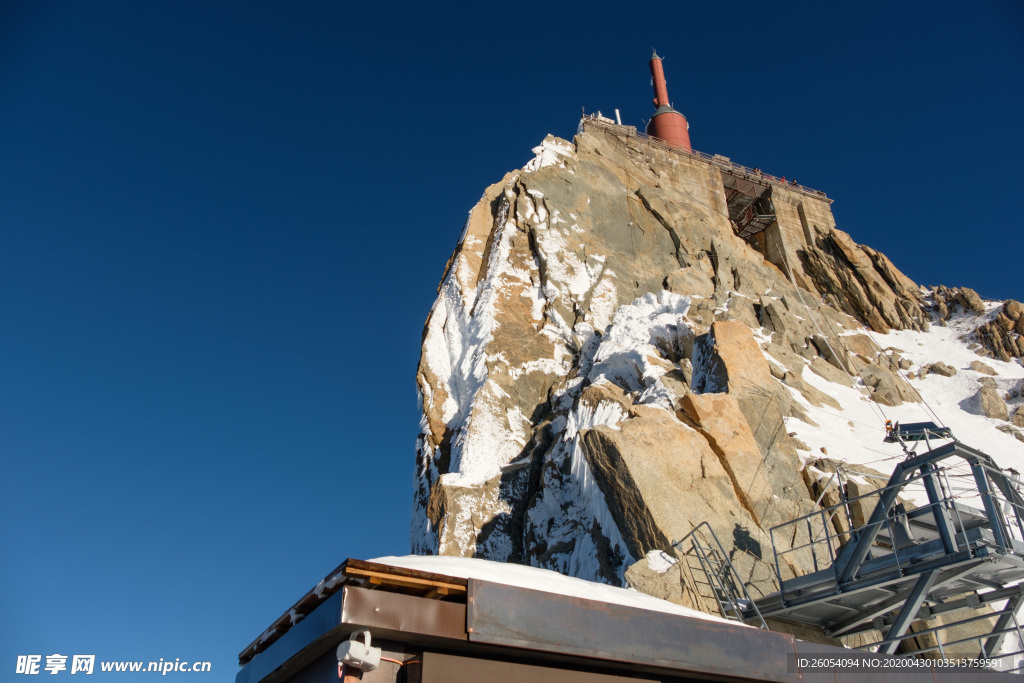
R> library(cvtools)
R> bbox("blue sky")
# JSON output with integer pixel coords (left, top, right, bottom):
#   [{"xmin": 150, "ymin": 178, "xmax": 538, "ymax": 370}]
[{"xmin": 2, "ymin": 1, "xmax": 1022, "ymax": 679}]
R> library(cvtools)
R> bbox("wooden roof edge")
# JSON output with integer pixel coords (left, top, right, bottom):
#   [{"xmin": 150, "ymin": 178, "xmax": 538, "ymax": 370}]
[
  {"xmin": 238, "ymin": 558, "xmax": 354, "ymax": 664},
  {"xmin": 343, "ymin": 558, "xmax": 469, "ymax": 587},
  {"xmin": 238, "ymin": 558, "xmax": 470, "ymax": 664}
]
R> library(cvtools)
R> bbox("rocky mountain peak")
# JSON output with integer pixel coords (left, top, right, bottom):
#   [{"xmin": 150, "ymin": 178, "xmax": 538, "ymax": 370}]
[{"xmin": 411, "ymin": 120, "xmax": 1024, "ymax": 610}]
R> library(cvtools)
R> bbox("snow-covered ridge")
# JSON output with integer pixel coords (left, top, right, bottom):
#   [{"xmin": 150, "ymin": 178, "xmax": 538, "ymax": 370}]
[
  {"xmin": 523, "ymin": 136, "xmax": 574, "ymax": 173},
  {"xmin": 419, "ymin": 189, "xmax": 532, "ymax": 488}
]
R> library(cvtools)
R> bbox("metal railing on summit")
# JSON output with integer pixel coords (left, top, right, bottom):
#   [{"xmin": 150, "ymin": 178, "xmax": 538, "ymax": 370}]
[{"xmin": 579, "ymin": 115, "xmax": 832, "ymax": 203}]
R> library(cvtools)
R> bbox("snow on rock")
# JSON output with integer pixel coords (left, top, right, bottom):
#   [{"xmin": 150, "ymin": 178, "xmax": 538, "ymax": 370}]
[
  {"xmin": 589, "ymin": 291, "xmax": 693, "ymax": 411},
  {"xmin": 523, "ymin": 135, "xmax": 575, "ymax": 173},
  {"xmin": 645, "ymin": 550, "xmax": 678, "ymax": 574},
  {"xmin": 522, "ymin": 291, "xmax": 696, "ymax": 584},
  {"xmin": 784, "ymin": 310, "xmax": 1024, "ymax": 484}
]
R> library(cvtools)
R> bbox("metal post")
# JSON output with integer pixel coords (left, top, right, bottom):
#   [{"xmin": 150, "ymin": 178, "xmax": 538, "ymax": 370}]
[
  {"xmin": 877, "ymin": 570, "xmax": 939, "ymax": 655},
  {"xmin": 770, "ymin": 526, "xmax": 783, "ymax": 605},
  {"xmin": 989, "ymin": 465, "xmax": 1024, "ymax": 543},
  {"xmin": 922, "ymin": 463, "xmax": 957, "ymax": 554},
  {"xmin": 1011, "ymin": 609, "xmax": 1023, "ymax": 669},
  {"xmin": 824, "ymin": 509, "xmax": 837, "ymax": 566},
  {"xmin": 807, "ymin": 518, "xmax": 819, "ymax": 572},
  {"xmin": 972, "ymin": 463, "xmax": 1009, "ymax": 548},
  {"xmin": 887, "ymin": 514, "xmax": 903, "ymax": 574},
  {"xmin": 941, "ymin": 468, "xmax": 968, "ymax": 549},
  {"xmin": 984, "ymin": 593, "xmax": 1024, "ymax": 657}
]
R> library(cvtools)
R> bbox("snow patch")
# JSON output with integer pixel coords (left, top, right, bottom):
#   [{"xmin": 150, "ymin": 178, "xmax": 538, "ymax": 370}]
[
  {"xmin": 645, "ymin": 550, "xmax": 678, "ymax": 574},
  {"xmin": 524, "ymin": 137, "xmax": 575, "ymax": 173},
  {"xmin": 525, "ymin": 291, "xmax": 696, "ymax": 583}
]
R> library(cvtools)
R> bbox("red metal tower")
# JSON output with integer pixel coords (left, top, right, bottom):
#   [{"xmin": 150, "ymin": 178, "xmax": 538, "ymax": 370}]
[{"xmin": 646, "ymin": 51, "xmax": 691, "ymax": 151}]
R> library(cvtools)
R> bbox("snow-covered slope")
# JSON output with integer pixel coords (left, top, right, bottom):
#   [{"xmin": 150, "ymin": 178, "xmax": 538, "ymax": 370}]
[{"xmin": 789, "ymin": 305, "xmax": 1024, "ymax": 481}]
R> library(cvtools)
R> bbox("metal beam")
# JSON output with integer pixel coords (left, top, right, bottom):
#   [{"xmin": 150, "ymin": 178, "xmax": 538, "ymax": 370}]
[
  {"xmin": 877, "ymin": 570, "xmax": 939, "ymax": 655},
  {"xmin": 764, "ymin": 549, "xmax": 980, "ymax": 620},
  {"xmin": 921, "ymin": 463, "xmax": 958, "ymax": 554},
  {"xmin": 985, "ymin": 462, "xmax": 1024, "ymax": 543},
  {"xmin": 929, "ymin": 581, "xmax": 1024, "ymax": 618},
  {"xmin": 827, "ymin": 563, "xmax": 982, "ymax": 637},
  {"xmin": 827, "ymin": 586, "xmax": 919, "ymax": 638},
  {"xmin": 984, "ymin": 593, "xmax": 1024, "ymax": 657},
  {"xmin": 899, "ymin": 441, "xmax": 959, "ymax": 471},
  {"xmin": 835, "ymin": 464, "xmax": 914, "ymax": 585},
  {"xmin": 973, "ymin": 462, "xmax": 1009, "ymax": 548}
]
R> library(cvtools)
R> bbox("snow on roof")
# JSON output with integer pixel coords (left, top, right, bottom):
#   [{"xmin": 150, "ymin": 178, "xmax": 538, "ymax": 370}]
[{"xmin": 369, "ymin": 554, "xmax": 736, "ymax": 625}]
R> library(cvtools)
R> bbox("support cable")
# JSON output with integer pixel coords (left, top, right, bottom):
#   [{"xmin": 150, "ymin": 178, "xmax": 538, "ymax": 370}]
[
  {"xmin": 774, "ymin": 249, "xmax": 889, "ymax": 426},
  {"xmin": 885, "ymin": 353, "xmax": 949, "ymax": 430},
  {"xmin": 777, "ymin": 247, "xmax": 949, "ymax": 432}
]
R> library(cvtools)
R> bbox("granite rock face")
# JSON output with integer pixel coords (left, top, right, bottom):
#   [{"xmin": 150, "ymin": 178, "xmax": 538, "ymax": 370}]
[
  {"xmin": 965, "ymin": 385, "xmax": 1010, "ymax": 421},
  {"xmin": 411, "ymin": 122, "xmax": 943, "ymax": 590},
  {"xmin": 932, "ymin": 289, "xmax": 1024, "ymax": 361},
  {"xmin": 411, "ymin": 119, "xmax": 1024, "ymax": 626}
]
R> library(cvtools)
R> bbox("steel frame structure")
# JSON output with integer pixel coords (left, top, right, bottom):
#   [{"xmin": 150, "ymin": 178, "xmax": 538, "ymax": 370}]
[{"xmin": 750, "ymin": 439, "xmax": 1024, "ymax": 668}]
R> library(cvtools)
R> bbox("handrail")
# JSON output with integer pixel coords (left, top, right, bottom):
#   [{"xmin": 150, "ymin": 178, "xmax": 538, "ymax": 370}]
[
  {"xmin": 674, "ymin": 522, "xmax": 769, "ymax": 629},
  {"xmin": 579, "ymin": 115, "xmax": 833, "ymax": 203},
  {"xmin": 768, "ymin": 461, "xmax": 1024, "ymax": 600}
]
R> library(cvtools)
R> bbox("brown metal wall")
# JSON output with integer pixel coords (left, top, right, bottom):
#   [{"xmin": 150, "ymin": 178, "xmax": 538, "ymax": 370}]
[
  {"xmin": 419, "ymin": 651, "xmax": 660, "ymax": 683},
  {"xmin": 466, "ymin": 580, "xmax": 797, "ymax": 682},
  {"xmin": 340, "ymin": 586, "xmax": 466, "ymax": 642}
]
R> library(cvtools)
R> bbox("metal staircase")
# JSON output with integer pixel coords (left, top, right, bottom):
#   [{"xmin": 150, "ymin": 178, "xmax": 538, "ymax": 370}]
[{"xmin": 674, "ymin": 522, "xmax": 768, "ymax": 629}]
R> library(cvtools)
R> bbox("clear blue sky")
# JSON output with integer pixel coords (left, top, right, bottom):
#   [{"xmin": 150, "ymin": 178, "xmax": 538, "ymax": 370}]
[{"xmin": 2, "ymin": 1, "xmax": 1021, "ymax": 679}]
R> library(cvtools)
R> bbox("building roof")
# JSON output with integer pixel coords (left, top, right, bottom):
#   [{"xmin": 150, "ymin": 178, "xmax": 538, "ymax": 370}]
[
  {"xmin": 236, "ymin": 556, "xmax": 1007, "ymax": 683},
  {"xmin": 239, "ymin": 555, "xmax": 728, "ymax": 665}
]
